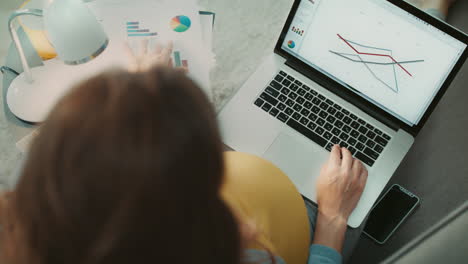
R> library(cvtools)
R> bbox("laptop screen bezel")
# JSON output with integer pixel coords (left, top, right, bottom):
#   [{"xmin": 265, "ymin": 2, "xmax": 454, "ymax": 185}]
[{"xmin": 274, "ymin": 0, "xmax": 468, "ymax": 136}]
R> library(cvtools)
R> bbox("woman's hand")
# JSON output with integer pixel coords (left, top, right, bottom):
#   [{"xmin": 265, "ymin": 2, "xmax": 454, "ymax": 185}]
[
  {"xmin": 124, "ymin": 39, "xmax": 174, "ymax": 72},
  {"xmin": 312, "ymin": 145, "xmax": 368, "ymax": 253},
  {"xmin": 316, "ymin": 144, "xmax": 368, "ymax": 222}
]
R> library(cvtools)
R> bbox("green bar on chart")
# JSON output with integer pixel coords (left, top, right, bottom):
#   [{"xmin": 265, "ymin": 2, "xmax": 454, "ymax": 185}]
[{"xmin": 174, "ymin": 51, "xmax": 182, "ymax": 67}]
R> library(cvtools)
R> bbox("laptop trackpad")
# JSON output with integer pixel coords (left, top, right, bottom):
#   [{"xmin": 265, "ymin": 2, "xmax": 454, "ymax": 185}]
[{"xmin": 262, "ymin": 133, "xmax": 328, "ymax": 201}]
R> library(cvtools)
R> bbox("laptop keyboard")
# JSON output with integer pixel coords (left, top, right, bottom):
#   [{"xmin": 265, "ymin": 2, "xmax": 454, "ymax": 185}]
[{"xmin": 254, "ymin": 71, "xmax": 392, "ymax": 167}]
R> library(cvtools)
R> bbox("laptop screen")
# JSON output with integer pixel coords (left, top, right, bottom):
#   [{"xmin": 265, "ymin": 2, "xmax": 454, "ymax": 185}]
[{"xmin": 281, "ymin": 0, "xmax": 467, "ymax": 126}]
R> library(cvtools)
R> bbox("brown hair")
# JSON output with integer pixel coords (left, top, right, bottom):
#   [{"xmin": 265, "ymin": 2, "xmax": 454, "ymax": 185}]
[{"xmin": 10, "ymin": 67, "xmax": 242, "ymax": 264}]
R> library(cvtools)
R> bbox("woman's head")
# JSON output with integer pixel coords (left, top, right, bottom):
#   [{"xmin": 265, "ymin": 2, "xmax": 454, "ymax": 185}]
[{"xmin": 2, "ymin": 67, "xmax": 241, "ymax": 264}]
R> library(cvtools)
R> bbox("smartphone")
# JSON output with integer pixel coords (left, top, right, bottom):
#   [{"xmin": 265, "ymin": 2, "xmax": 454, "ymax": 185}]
[{"xmin": 363, "ymin": 184, "xmax": 420, "ymax": 244}]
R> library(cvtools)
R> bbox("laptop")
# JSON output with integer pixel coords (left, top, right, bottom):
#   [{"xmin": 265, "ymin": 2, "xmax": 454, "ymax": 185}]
[{"xmin": 218, "ymin": 0, "xmax": 468, "ymax": 228}]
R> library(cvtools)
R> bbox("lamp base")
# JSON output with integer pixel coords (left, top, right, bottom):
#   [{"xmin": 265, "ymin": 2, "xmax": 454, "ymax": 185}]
[
  {"xmin": 7, "ymin": 59, "xmax": 85, "ymax": 123},
  {"xmin": 7, "ymin": 42, "xmax": 129, "ymax": 123}
]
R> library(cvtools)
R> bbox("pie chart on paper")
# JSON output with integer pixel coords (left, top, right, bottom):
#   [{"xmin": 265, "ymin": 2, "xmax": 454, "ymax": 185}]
[{"xmin": 170, "ymin": 15, "xmax": 191, "ymax": 32}]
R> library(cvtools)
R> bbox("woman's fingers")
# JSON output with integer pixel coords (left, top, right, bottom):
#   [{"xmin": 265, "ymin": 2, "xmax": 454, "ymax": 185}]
[
  {"xmin": 329, "ymin": 144, "xmax": 342, "ymax": 166},
  {"xmin": 341, "ymin": 147, "xmax": 353, "ymax": 171}
]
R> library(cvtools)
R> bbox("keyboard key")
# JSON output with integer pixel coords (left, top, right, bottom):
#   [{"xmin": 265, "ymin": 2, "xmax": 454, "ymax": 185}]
[
  {"xmin": 366, "ymin": 131, "xmax": 376, "ymax": 140},
  {"xmin": 343, "ymin": 116, "xmax": 352, "ymax": 125},
  {"xmin": 357, "ymin": 118, "xmax": 366, "ymax": 125},
  {"xmin": 342, "ymin": 109, "xmax": 350, "ymax": 115},
  {"xmin": 286, "ymin": 99, "xmax": 295, "ymax": 107},
  {"xmin": 366, "ymin": 140, "xmax": 376, "ymax": 148},
  {"xmin": 324, "ymin": 123, "xmax": 333, "ymax": 131},
  {"xmin": 326, "ymin": 142, "xmax": 334, "ymax": 151},
  {"xmin": 270, "ymin": 80, "xmax": 283, "ymax": 90},
  {"xmin": 311, "ymin": 90, "xmax": 318, "ymax": 96},
  {"xmin": 351, "ymin": 121, "xmax": 360, "ymax": 129},
  {"xmin": 286, "ymin": 75, "xmax": 295, "ymax": 82},
  {"xmin": 285, "ymin": 107, "xmax": 294, "ymax": 116},
  {"xmin": 317, "ymin": 118, "xmax": 325, "ymax": 126},
  {"xmin": 293, "ymin": 104, "xmax": 302, "ymax": 112},
  {"xmin": 356, "ymin": 142, "xmax": 365, "ymax": 151},
  {"xmin": 318, "ymin": 94, "xmax": 326, "ymax": 100},
  {"xmin": 374, "ymin": 144, "xmax": 384, "ymax": 153},
  {"xmin": 304, "ymin": 102, "xmax": 313, "ymax": 109},
  {"xmin": 351, "ymin": 130, "xmax": 359, "ymax": 138},
  {"xmin": 374, "ymin": 128, "xmax": 383, "ymax": 135},
  {"xmin": 278, "ymin": 103, "xmax": 286, "ymax": 111},
  {"xmin": 296, "ymin": 97, "xmax": 305, "ymax": 105},
  {"xmin": 269, "ymin": 108, "xmax": 279, "ymax": 117},
  {"xmin": 327, "ymin": 107, "xmax": 337, "ymax": 115},
  {"xmin": 290, "ymin": 84, "xmax": 300, "ymax": 91},
  {"xmin": 335, "ymin": 120, "xmax": 344, "ymax": 129},
  {"xmin": 262, "ymin": 103, "xmax": 272, "ymax": 112},
  {"xmin": 305, "ymin": 93, "xmax": 314, "ymax": 100},
  {"xmin": 340, "ymin": 142, "xmax": 349, "ymax": 148},
  {"xmin": 332, "ymin": 128, "xmax": 341, "ymax": 136},
  {"xmin": 302, "ymin": 84, "xmax": 310, "ymax": 91},
  {"xmin": 278, "ymin": 95, "xmax": 287, "ymax": 102},
  {"xmin": 335, "ymin": 112, "xmax": 345, "ymax": 120},
  {"xmin": 339, "ymin": 132, "xmax": 349, "ymax": 141},
  {"xmin": 312, "ymin": 97, "xmax": 321, "ymax": 105},
  {"xmin": 319, "ymin": 111, "xmax": 328, "ymax": 119},
  {"xmin": 279, "ymin": 71, "xmax": 287, "ymax": 77},
  {"xmin": 343, "ymin": 125, "xmax": 352, "ymax": 133},
  {"xmin": 324, "ymin": 132, "xmax": 333, "ymax": 140},
  {"xmin": 315, "ymin": 127, "xmax": 325, "ymax": 135},
  {"xmin": 265, "ymin": 87, "xmax": 280, "ymax": 97},
  {"xmin": 350, "ymin": 114, "xmax": 358, "ymax": 120},
  {"xmin": 308, "ymin": 113, "xmax": 318, "ymax": 121},
  {"xmin": 288, "ymin": 92, "xmax": 298, "ymax": 100},
  {"xmin": 254, "ymin": 98, "xmax": 264, "ymax": 107},
  {"xmin": 311, "ymin": 106, "xmax": 321, "ymax": 114},
  {"xmin": 301, "ymin": 109, "xmax": 310, "ymax": 116},
  {"xmin": 355, "ymin": 152, "xmax": 374, "ymax": 166},
  {"xmin": 358, "ymin": 126, "xmax": 368, "ymax": 134},
  {"xmin": 260, "ymin": 93, "xmax": 278, "ymax": 106},
  {"xmin": 331, "ymin": 136, "xmax": 340, "ymax": 144},
  {"xmin": 277, "ymin": 112, "xmax": 288, "ymax": 122},
  {"xmin": 298, "ymin": 88, "xmax": 306, "ymax": 96},
  {"xmin": 320, "ymin": 102, "xmax": 329, "ymax": 110},
  {"xmin": 325, "ymin": 99, "xmax": 333, "ymax": 105},
  {"xmin": 383, "ymin": 133, "xmax": 391, "ymax": 141},
  {"xmin": 281, "ymin": 87, "xmax": 290, "ymax": 95},
  {"xmin": 293, "ymin": 112, "xmax": 301, "ymax": 120},
  {"xmin": 358, "ymin": 134, "xmax": 367, "ymax": 143},
  {"xmin": 307, "ymin": 122, "xmax": 317, "ymax": 130},
  {"xmin": 364, "ymin": 147, "xmax": 379, "ymax": 160},
  {"xmin": 326, "ymin": 116, "xmax": 336, "ymax": 124},
  {"xmin": 375, "ymin": 136, "xmax": 388, "ymax": 147},
  {"xmin": 348, "ymin": 147, "xmax": 357, "ymax": 155},
  {"xmin": 300, "ymin": 117, "xmax": 309, "ymax": 126},
  {"xmin": 274, "ymin": 75, "xmax": 283, "ymax": 83},
  {"xmin": 333, "ymin": 104, "xmax": 342, "ymax": 110},
  {"xmin": 282, "ymin": 79, "xmax": 291, "ymax": 87},
  {"xmin": 294, "ymin": 80, "xmax": 303, "ymax": 86},
  {"xmin": 366, "ymin": 124, "xmax": 374, "ymax": 130},
  {"xmin": 347, "ymin": 137, "xmax": 357, "ymax": 146}
]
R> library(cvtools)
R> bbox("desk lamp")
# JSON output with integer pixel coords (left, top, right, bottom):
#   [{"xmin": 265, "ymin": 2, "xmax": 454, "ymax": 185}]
[{"xmin": 7, "ymin": 0, "xmax": 108, "ymax": 123}]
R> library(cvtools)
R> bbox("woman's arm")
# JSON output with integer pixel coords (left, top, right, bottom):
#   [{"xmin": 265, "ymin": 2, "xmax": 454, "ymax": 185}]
[{"xmin": 312, "ymin": 145, "xmax": 368, "ymax": 253}]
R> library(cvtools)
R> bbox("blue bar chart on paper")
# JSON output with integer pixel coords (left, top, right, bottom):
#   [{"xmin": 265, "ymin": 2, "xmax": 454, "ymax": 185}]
[
  {"xmin": 126, "ymin": 21, "xmax": 158, "ymax": 37},
  {"xmin": 173, "ymin": 50, "xmax": 189, "ymax": 70}
]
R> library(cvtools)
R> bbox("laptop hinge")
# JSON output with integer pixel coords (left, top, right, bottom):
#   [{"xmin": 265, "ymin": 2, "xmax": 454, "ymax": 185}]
[{"xmin": 285, "ymin": 59, "xmax": 400, "ymax": 132}]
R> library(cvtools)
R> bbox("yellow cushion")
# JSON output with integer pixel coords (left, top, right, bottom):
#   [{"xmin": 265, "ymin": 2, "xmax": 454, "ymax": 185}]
[{"xmin": 221, "ymin": 152, "xmax": 310, "ymax": 264}]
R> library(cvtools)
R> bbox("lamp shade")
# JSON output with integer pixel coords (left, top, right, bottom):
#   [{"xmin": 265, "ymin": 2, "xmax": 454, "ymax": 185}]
[{"xmin": 44, "ymin": 0, "xmax": 108, "ymax": 65}]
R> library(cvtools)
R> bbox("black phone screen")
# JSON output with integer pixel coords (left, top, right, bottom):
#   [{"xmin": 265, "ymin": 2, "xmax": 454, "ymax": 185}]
[{"xmin": 364, "ymin": 185, "xmax": 419, "ymax": 243}]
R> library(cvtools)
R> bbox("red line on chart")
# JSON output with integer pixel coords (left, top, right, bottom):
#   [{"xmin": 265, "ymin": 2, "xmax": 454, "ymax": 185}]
[{"xmin": 337, "ymin": 34, "xmax": 413, "ymax": 77}]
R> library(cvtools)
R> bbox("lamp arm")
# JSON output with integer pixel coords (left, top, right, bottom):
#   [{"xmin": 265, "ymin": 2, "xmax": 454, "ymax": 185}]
[{"xmin": 8, "ymin": 9, "xmax": 43, "ymax": 83}]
